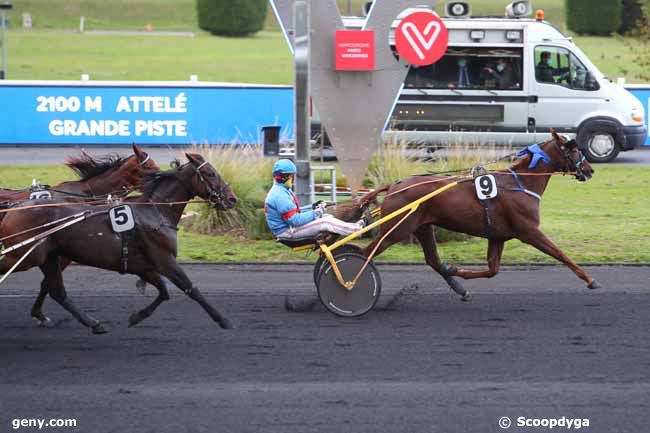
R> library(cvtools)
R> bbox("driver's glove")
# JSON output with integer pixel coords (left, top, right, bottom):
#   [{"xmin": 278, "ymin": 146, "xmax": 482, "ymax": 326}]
[{"xmin": 313, "ymin": 203, "xmax": 326, "ymax": 218}]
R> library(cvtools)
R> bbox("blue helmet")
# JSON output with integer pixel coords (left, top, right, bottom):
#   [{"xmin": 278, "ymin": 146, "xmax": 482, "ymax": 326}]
[{"xmin": 272, "ymin": 159, "xmax": 297, "ymax": 176}]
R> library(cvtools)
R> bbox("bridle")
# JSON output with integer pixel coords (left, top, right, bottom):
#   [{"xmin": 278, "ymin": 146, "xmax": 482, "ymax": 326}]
[
  {"xmin": 191, "ymin": 160, "xmax": 229, "ymax": 208},
  {"xmin": 137, "ymin": 153, "xmax": 151, "ymax": 167},
  {"xmin": 554, "ymin": 138, "xmax": 587, "ymax": 179}
]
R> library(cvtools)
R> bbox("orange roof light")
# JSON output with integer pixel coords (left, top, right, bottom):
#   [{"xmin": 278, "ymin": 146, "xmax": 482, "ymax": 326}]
[{"xmin": 536, "ymin": 9, "xmax": 545, "ymax": 21}]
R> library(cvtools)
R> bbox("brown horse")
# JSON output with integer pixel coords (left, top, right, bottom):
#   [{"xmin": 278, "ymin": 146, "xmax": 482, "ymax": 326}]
[
  {"xmin": 359, "ymin": 131, "xmax": 599, "ymax": 300},
  {"xmin": 0, "ymin": 144, "xmax": 158, "ymax": 206},
  {"xmin": 1, "ymin": 145, "xmax": 160, "ymax": 325},
  {"xmin": 0, "ymin": 153, "xmax": 237, "ymax": 334}
]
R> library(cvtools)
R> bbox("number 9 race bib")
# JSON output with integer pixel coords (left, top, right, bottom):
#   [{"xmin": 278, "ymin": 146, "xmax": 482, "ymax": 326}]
[
  {"xmin": 109, "ymin": 205, "xmax": 135, "ymax": 233},
  {"xmin": 474, "ymin": 175, "xmax": 498, "ymax": 200}
]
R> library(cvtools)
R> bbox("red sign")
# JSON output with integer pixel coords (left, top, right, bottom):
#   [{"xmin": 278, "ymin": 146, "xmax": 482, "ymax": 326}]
[
  {"xmin": 335, "ymin": 30, "xmax": 375, "ymax": 71},
  {"xmin": 395, "ymin": 11, "xmax": 448, "ymax": 66}
]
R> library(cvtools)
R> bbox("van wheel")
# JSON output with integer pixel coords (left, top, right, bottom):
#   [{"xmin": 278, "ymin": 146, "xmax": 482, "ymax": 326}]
[{"xmin": 580, "ymin": 130, "xmax": 619, "ymax": 163}]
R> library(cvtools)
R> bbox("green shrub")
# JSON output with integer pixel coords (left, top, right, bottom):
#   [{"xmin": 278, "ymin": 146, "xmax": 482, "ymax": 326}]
[
  {"xmin": 182, "ymin": 144, "xmax": 273, "ymax": 238},
  {"xmin": 196, "ymin": 0, "xmax": 267, "ymax": 36},
  {"xmin": 566, "ymin": 0, "xmax": 622, "ymax": 35},
  {"xmin": 621, "ymin": 0, "xmax": 645, "ymax": 33}
]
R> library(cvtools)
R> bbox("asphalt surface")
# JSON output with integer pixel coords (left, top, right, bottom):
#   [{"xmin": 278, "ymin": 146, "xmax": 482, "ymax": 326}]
[
  {"xmin": 1, "ymin": 264, "xmax": 649, "ymax": 433},
  {"xmin": 1, "ymin": 146, "xmax": 649, "ymax": 166}
]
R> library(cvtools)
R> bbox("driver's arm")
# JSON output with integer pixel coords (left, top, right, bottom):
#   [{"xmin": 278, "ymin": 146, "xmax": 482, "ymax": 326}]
[{"xmin": 276, "ymin": 198, "xmax": 317, "ymax": 227}]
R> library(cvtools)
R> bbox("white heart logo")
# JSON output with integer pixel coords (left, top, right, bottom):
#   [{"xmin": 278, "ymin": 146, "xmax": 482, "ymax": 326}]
[{"xmin": 401, "ymin": 21, "xmax": 442, "ymax": 61}]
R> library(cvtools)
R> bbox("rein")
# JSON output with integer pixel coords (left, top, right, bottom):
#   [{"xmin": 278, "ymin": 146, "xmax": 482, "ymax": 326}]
[
  {"xmin": 0, "ymin": 198, "xmax": 212, "ymax": 214},
  {"xmin": 383, "ymin": 170, "xmax": 577, "ymax": 198}
]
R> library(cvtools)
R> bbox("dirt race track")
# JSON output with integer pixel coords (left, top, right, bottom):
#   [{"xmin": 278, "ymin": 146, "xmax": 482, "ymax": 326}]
[{"xmin": 1, "ymin": 264, "xmax": 649, "ymax": 433}]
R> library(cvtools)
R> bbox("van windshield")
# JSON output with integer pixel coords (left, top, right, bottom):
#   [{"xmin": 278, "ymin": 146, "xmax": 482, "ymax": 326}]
[{"xmin": 404, "ymin": 47, "xmax": 524, "ymax": 91}]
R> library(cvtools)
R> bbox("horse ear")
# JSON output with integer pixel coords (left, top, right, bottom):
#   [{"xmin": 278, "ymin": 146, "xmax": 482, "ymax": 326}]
[
  {"xmin": 550, "ymin": 128, "xmax": 563, "ymax": 144},
  {"xmin": 184, "ymin": 153, "xmax": 204, "ymax": 165},
  {"xmin": 185, "ymin": 153, "xmax": 197, "ymax": 165},
  {"xmin": 132, "ymin": 144, "xmax": 146, "ymax": 162}
]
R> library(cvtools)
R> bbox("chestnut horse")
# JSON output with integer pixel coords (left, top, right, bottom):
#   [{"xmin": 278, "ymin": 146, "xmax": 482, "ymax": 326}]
[
  {"xmin": 360, "ymin": 131, "xmax": 600, "ymax": 300},
  {"xmin": 0, "ymin": 144, "xmax": 158, "ymax": 208},
  {"xmin": 0, "ymin": 154, "xmax": 237, "ymax": 334}
]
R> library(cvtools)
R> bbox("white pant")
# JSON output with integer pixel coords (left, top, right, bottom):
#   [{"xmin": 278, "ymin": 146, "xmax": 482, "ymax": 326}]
[{"xmin": 277, "ymin": 214, "xmax": 363, "ymax": 240}]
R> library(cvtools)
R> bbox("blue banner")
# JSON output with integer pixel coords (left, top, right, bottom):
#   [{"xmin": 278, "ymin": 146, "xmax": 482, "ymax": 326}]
[
  {"xmin": 0, "ymin": 84, "xmax": 294, "ymax": 145},
  {"xmin": 627, "ymin": 86, "xmax": 650, "ymax": 146}
]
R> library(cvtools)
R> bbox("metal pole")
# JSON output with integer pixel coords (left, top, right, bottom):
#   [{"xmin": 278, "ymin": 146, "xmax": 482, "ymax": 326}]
[
  {"xmin": 293, "ymin": 0, "xmax": 311, "ymax": 206},
  {"xmin": 347, "ymin": 0, "xmax": 352, "ymax": 15},
  {"xmin": 1, "ymin": 11, "xmax": 6, "ymax": 80}
]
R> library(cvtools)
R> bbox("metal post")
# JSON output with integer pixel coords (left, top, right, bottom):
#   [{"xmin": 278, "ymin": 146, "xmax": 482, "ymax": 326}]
[
  {"xmin": 347, "ymin": 0, "xmax": 352, "ymax": 15},
  {"xmin": 293, "ymin": 0, "xmax": 311, "ymax": 206},
  {"xmin": 1, "ymin": 11, "xmax": 7, "ymax": 80}
]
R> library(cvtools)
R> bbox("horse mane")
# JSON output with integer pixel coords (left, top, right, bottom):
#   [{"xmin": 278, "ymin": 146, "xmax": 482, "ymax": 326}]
[
  {"xmin": 509, "ymin": 152, "xmax": 532, "ymax": 171},
  {"xmin": 139, "ymin": 169, "xmax": 179, "ymax": 198},
  {"xmin": 65, "ymin": 153, "xmax": 129, "ymax": 181}
]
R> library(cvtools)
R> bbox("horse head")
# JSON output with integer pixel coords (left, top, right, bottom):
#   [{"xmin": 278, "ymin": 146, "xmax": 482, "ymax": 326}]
[
  {"xmin": 120, "ymin": 144, "xmax": 160, "ymax": 185},
  {"xmin": 184, "ymin": 153, "xmax": 238, "ymax": 210},
  {"xmin": 547, "ymin": 130, "xmax": 594, "ymax": 182}
]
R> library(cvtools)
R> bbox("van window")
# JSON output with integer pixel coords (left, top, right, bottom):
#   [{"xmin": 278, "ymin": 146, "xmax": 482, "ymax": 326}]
[
  {"xmin": 403, "ymin": 47, "xmax": 523, "ymax": 91},
  {"xmin": 534, "ymin": 46, "xmax": 599, "ymax": 91}
]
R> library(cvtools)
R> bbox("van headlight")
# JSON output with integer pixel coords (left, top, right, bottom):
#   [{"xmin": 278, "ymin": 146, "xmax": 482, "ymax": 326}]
[{"xmin": 631, "ymin": 107, "xmax": 645, "ymax": 123}]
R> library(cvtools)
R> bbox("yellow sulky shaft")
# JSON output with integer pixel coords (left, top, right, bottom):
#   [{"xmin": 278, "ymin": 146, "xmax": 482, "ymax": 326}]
[{"xmin": 319, "ymin": 180, "xmax": 461, "ymax": 290}]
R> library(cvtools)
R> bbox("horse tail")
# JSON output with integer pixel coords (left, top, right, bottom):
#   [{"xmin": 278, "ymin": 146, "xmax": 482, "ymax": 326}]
[
  {"xmin": 359, "ymin": 184, "xmax": 390, "ymax": 208},
  {"xmin": 331, "ymin": 185, "xmax": 390, "ymax": 223}
]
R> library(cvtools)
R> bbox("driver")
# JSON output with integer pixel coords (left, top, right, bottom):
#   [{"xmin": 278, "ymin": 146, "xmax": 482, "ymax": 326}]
[{"xmin": 264, "ymin": 159, "xmax": 364, "ymax": 241}]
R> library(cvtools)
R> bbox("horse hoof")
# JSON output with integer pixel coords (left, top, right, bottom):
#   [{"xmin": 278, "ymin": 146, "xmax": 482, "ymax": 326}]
[
  {"xmin": 460, "ymin": 292, "xmax": 472, "ymax": 302},
  {"xmin": 32, "ymin": 316, "xmax": 53, "ymax": 327},
  {"xmin": 92, "ymin": 323, "xmax": 107, "ymax": 335},
  {"xmin": 440, "ymin": 263, "xmax": 458, "ymax": 277},
  {"xmin": 588, "ymin": 280, "xmax": 602, "ymax": 290},
  {"xmin": 128, "ymin": 313, "xmax": 143, "ymax": 328},
  {"xmin": 135, "ymin": 279, "xmax": 147, "ymax": 295},
  {"xmin": 219, "ymin": 318, "xmax": 234, "ymax": 330}
]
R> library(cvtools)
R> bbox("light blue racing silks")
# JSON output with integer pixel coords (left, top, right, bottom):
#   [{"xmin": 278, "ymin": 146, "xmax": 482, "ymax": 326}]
[{"xmin": 264, "ymin": 182, "xmax": 316, "ymax": 236}]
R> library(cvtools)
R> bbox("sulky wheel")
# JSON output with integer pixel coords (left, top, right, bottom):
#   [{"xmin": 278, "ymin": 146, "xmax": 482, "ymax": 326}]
[
  {"xmin": 313, "ymin": 244, "xmax": 363, "ymax": 287},
  {"xmin": 317, "ymin": 253, "xmax": 381, "ymax": 317}
]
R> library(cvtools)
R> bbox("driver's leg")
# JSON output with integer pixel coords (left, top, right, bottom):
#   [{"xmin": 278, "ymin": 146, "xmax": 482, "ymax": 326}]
[{"xmin": 288, "ymin": 215, "xmax": 363, "ymax": 240}]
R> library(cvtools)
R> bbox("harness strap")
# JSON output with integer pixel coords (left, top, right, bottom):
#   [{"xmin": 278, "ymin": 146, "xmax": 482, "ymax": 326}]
[
  {"xmin": 120, "ymin": 231, "xmax": 131, "ymax": 274},
  {"xmin": 479, "ymin": 198, "xmax": 492, "ymax": 239},
  {"xmin": 507, "ymin": 169, "xmax": 542, "ymax": 201}
]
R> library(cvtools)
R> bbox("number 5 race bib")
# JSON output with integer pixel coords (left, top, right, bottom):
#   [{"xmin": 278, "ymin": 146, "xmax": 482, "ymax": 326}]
[
  {"xmin": 29, "ymin": 191, "xmax": 52, "ymax": 200},
  {"xmin": 109, "ymin": 205, "xmax": 135, "ymax": 233},
  {"xmin": 474, "ymin": 175, "xmax": 498, "ymax": 200}
]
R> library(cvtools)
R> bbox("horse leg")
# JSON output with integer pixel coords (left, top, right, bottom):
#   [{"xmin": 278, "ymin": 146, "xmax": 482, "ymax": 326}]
[
  {"xmin": 30, "ymin": 281, "xmax": 51, "ymax": 326},
  {"xmin": 40, "ymin": 254, "xmax": 107, "ymax": 334},
  {"xmin": 160, "ymin": 262, "xmax": 233, "ymax": 329},
  {"xmin": 413, "ymin": 225, "xmax": 471, "ymax": 301},
  {"xmin": 128, "ymin": 272, "xmax": 170, "ymax": 327},
  {"xmin": 518, "ymin": 229, "xmax": 600, "ymax": 289},
  {"xmin": 31, "ymin": 256, "xmax": 75, "ymax": 325},
  {"xmin": 452, "ymin": 239, "xmax": 505, "ymax": 280}
]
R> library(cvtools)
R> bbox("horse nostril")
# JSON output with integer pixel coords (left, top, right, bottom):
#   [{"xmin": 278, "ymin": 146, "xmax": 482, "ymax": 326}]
[{"xmin": 229, "ymin": 197, "xmax": 237, "ymax": 205}]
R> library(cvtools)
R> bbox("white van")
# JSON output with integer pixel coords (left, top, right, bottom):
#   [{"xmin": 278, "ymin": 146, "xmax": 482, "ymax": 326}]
[{"xmin": 339, "ymin": 4, "xmax": 647, "ymax": 162}]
